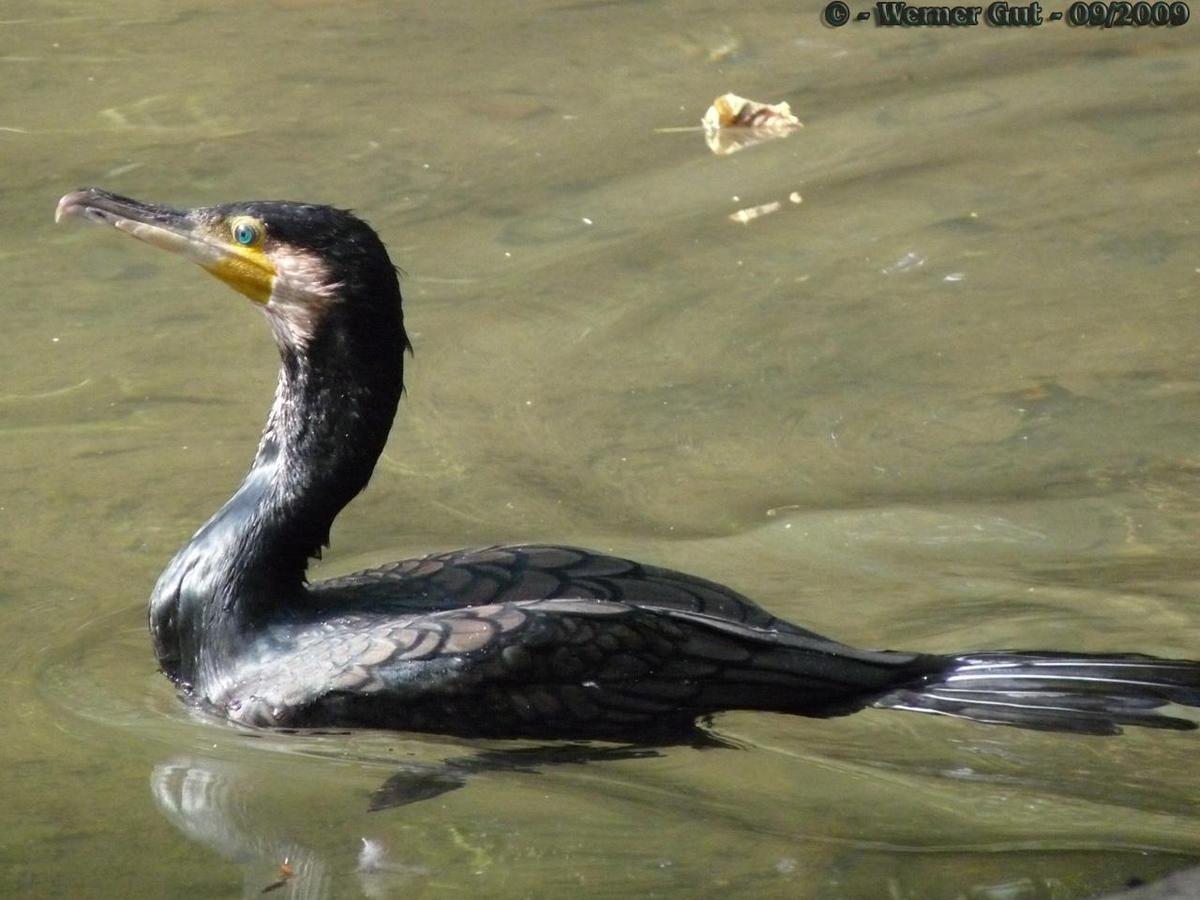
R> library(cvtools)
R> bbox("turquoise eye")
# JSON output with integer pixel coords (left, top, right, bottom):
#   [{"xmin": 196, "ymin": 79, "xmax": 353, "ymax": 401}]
[{"xmin": 232, "ymin": 220, "xmax": 260, "ymax": 246}]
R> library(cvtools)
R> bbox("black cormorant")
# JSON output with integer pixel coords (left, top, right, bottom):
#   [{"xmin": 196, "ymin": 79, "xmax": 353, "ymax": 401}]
[{"xmin": 55, "ymin": 188, "xmax": 1200, "ymax": 739}]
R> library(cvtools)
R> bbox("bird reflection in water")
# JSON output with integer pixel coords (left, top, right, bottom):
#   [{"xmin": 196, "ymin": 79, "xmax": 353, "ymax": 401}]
[{"xmin": 151, "ymin": 743, "xmax": 663, "ymax": 897}]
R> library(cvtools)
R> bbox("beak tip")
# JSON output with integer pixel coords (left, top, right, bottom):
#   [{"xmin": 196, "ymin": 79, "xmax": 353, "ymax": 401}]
[
  {"xmin": 56, "ymin": 189, "xmax": 94, "ymax": 225},
  {"xmin": 56, "ymin": 188, "xmax": 131, "ymax": 228}
]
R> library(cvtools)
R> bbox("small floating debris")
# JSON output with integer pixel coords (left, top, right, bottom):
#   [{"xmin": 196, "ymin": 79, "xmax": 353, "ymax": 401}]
[
  {"xmin": 260, "ymin": 858, "xmax": 294, "ymax": 894},
  {"xmin": 702, "ymin": 92, "xmax": 802, "ymax": 155},
  {"xmin": 729, "ymin": 200, "xmax": 781, "ymax": 224},
  {"xmin": 729, "ymin": 190, "xmax": 802, "ymax": 225},
  {"xmin": 880, "ymin": 251, "xmax": 926, "ymax": 275}
]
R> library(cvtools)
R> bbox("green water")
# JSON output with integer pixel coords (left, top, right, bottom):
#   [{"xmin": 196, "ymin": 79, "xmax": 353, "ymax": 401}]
[{"xmin": 3, "ymin": 1, "xmax": 1199, "ymax": 897}]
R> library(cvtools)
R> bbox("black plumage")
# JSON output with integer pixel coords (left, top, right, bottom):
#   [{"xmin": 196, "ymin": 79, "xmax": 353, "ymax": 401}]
[{"xmin": 56, "ymin": 188, "xmax": 1200, "ymax": 740}]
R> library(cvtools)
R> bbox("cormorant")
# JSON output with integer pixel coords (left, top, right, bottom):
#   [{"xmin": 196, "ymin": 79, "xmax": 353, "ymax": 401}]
[{"xmin": 56, "ymin": 188, "xmax": 1200, "ymax": 739}]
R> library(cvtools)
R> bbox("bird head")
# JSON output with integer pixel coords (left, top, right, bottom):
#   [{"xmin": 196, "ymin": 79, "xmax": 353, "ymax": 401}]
[{"xmin": 56, "ymin": 188, "xmax": 407, "ymax": 356}]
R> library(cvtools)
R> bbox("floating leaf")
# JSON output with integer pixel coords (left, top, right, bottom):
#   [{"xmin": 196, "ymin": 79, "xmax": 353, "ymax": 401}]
[{"xmin": 701, "ymin": 92, "xmax": 802, "ymax": 155}]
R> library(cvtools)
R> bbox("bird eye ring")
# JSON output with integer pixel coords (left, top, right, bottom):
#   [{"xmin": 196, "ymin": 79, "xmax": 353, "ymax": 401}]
[{"xmin": 231, "ymin": 218, "xmax": 262, "ymax": 247}]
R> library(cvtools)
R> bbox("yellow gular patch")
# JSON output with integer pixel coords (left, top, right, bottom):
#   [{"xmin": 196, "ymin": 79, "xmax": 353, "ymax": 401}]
[
  {"xmin": 202, "ymin": 245, "xmax": 276, "ymax": 305},
  {"xmin": 203, "ymin": 215, "xmax": 275, "ymax": 304}
]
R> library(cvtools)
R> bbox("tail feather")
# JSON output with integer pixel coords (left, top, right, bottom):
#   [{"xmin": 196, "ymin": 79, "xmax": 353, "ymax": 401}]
[{"xmin": 874, "ymin": 652, "xmax": 1200, "ymax": 735}]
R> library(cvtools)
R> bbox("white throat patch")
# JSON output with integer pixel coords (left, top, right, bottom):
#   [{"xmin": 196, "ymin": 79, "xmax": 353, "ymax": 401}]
[{"xmin": 263, "ymin": 246, "xmax": 343, "ymax": 348}]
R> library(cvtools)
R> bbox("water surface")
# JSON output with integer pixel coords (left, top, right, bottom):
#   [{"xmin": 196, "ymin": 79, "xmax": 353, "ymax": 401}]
[{"xmin": 3, "ymin": 1, "xmax": 1199, "ymax": 897}]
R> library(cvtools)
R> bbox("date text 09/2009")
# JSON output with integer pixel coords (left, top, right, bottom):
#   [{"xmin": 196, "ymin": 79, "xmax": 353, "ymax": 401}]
[{"xmin": 871, "ymin": 0, "xmax": 1189, "ymax": 25}]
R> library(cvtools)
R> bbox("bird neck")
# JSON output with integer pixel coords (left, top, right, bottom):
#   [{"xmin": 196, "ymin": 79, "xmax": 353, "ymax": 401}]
[
  {"xmin": 242, "ymin": 347, "xmax": 401, "ymax": 589},
  {"xmin": 150, "ymin": 318, "xmax": 405, "ymax": 684}
]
